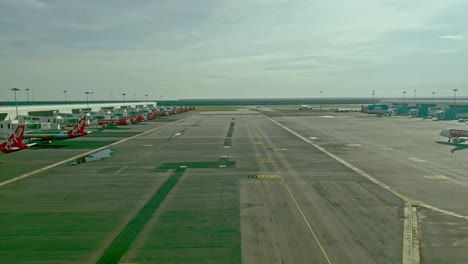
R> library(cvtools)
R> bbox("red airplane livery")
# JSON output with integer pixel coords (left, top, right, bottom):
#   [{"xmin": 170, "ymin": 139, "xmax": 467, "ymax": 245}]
[
  {"xmin": 0, "ymin": 125, "xmax": 36, "ymax": 154},
  {"xmin": 146, "ymin": 110, "xmax": 158, "ymax": 120},
  {"xmin": 23, "ymin": 117, "xmax": 90, "ymax": 142},
  {"xmin": 439, "ymin": 129, "xmax": 468, "ymax": 143},
  {"xmin": 98, "ymin": 112, "xmax": 144, "ymax": 126}
]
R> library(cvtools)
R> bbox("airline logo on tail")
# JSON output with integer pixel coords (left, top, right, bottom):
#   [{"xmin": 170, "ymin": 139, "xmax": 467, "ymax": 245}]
[
  {"xmin": 5, "ymin": 125, "xmax": 24, "ymax": 150},
  {"xmin": 67, "ymin": 117, "xmax": 87, "ymax": 137},
  {"xmin": 0, "ymin": 125, "xmax": 29, "ymax": 153}
]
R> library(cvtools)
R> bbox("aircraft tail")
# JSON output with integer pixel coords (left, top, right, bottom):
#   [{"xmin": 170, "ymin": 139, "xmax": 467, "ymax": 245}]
[
  {"xmin": 67, "ymin": 117, "xmax": 87, "ymax": 137},
  {"xmin": 361, "ymin": 105, "xmax": 368, "ymax": 113},
  {"xmin": 0, "ymin": 125, "xmax": 27, "ymax": 153},
  {"xmin": 136, "ymin": 112, "xmax": 144, "ymax": 122}
]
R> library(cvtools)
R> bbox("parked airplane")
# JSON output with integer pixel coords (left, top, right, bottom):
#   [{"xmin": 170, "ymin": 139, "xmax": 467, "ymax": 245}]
[
  {"xmin": 0, "ymin": 125, "xmax": 36, "ymax": 154},
  {"xmin": 361, "ymin": 105, "xmax": 391, "ymax": 117},
  {"xmin": 97, "ymin": 112, "xmax": 143, "ymax": 126},
  {"xmin": 146, "ymin": 110, "xmax": 158, "ymax": 120},
  {"xmin": 23, "ymin": 117, "xmax": 90, "ymax": 143},
  {"xmin": 439, "ymin": 129, "xmax": 468, "ymax": 143},
  {"xmin": 299, "ymin": 105, "xmax": 311, "ymax": 110}
]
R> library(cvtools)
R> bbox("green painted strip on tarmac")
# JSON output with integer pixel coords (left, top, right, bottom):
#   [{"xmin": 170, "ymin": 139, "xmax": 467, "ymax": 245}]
[
  {"xmin": 223, "ymin": 137, "xmax": 232, "ymax": 147},
  {"xmin": 97, "ymin": 167, "xmax": 186, "ymax": 264},
  {"xmin": 30, "ymin": 140, "xmax": 118, "ymax": 150}
]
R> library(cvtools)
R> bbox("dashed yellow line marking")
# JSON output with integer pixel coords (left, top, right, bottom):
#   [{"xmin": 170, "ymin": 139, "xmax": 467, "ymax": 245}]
[
  {"xmin": 424, "ymin": 175, "xmax": 449, "ymax": 180},
  {"xmin": 261, "ymin": 157, "xmax": 272, "ymax": 163},
  {"xmin": 246, "ymin": 181, "xmax": 282, "ymax": 184},
  {"xmin": 272, "ymin": 148, "xmax": 288, "ymax": 151},
  {"xmin": 255, "ymin": 141, "xmax": 262, "ymax": 145}
]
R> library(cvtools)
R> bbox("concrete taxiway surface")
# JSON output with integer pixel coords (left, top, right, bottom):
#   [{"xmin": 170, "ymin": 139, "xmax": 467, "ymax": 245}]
[{"xmin": 0, "ymin": 108, "xmax": 467, "ymax": 263}]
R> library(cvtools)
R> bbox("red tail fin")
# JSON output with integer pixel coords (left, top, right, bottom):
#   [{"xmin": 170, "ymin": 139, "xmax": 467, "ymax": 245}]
[
  {"xmin": 0, "ymin": 125, "xmax": 27, "ymax": 153},
  {"xmin": 67, "ymin": 117, "xmax": 87, "ymax": 137},
  {"xmin": 136, "ymin": 112, "xmax": 144, "ymax": 122}
]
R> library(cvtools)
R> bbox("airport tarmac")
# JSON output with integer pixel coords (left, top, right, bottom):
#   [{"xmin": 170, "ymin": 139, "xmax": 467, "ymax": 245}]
[{"xmin": 0, "ymin": 108, "xmax": 467, "ymax": 263}]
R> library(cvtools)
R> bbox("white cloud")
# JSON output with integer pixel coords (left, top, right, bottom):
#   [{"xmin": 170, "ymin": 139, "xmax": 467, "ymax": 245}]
[
  {"xmin": 1, "ymin": 0, "xmax": 468, "ymax": 99},
  {"xmin": 439, "ymin": 35, "xmax": 464, "ymax": 40}
]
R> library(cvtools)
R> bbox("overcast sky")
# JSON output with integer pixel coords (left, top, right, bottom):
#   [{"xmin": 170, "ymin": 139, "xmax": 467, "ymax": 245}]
[{"xmin": 1, "ymin": 0, "xmax": 467, "ymax": 101}]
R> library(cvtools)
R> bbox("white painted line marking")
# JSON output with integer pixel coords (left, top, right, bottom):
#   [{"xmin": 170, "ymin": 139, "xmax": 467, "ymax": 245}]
[
  {"xmin": 403, "ymin": 205, "xmax": 411, "ymax": 264},
  {"xmin": 0, "ymin": 118, "xmax": 187, "ymax": 188},
  {"xmin": 223, "ymin": 146, "xmax": 230, "ymax": 148},
  {"xmin": 174, "ymin": 132, "xmax": 181, "ymax": 136},
  {"xmin": 264, "ymin": 115, "xmax": 468, "ymax": 220},
  {"xmin": 424, "ymin": 175, "xmax": 449, "ymax": 180},
  {"xmin": 219, "ymin": 165, "xmax": 226, "ymax": 168},
  {"xmin": 221, "ymin": 155, "xmax": 228, "ymax": 158},
  {"xmin": 180, "ymin": 165, "xmax": 187, "ymax": 168},
  {"xmin": 115, "ymin": 166, "xmax": 128, "ymax": 174},
  {"xmin": 145, "ymin": 151, "xmax": 153, "ymax": 156},
  {"xmin": 408, "ymin": 157, "xmax": 426, "ymax": 163},
  {"xmin": 411, "ymin": 207, "xmax": 421, "ymax": 264},
  {"xmin": 144, "ymin": 144, "xmax": 153, "ymax": 147},
  {"xmin": 309, "ymin": 137, "xmax": 319, "ymax": 140},
  {"xmin": 346, "ymin": 144, "xmax": 361, "ymax": 147},
  {"xmin": 320, "ymin": 116, "xmax": 335, "ymax": 118}
]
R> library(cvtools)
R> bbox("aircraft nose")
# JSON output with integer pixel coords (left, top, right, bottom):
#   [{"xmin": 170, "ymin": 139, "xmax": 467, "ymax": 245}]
[{"xmin": 439, "ymin": 129, "xmax": 450, "ymax": 137}]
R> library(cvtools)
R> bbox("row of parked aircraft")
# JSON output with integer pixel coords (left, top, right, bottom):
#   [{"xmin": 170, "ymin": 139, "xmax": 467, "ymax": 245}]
[
  {"xmin": 0, "ymin": 117, "xmax": 89, "ymax": 154},
  {"xmin": 1, "ymin": 106, "xmax": 196, "ymax": 154},
  {"xmin": 96, "ymin": 112, "xmax": 145, "ymax": 126}
]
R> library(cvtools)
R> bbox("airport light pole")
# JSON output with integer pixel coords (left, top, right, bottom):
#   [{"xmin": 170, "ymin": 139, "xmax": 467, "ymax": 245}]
[
  {"xmin": 25, "ymin": 88, "xmax": 30, "ymax": 102},
  {"xmin": 110, "ymin": 92, "xmax": 114, "ymax": 101},
  {"xmin": 145, "ymin": 94, "xmax": 148, "ymax": 105},
  {"xmin": 85, "ymin": 91, "xmax": 90, "ymax": 108},
  {"xmin": 133, "ymin": 92, "xmax": 136, "ymax": 101},
  {"xmin": 414, "ymin": 89, "xmax": 417, "ymax": 100},
  {"xmin": 91, "ymin": 91, "xmax": 94, "ymax": 101},
  {"xmin": 63, "ymin": 90, "xmax": 67, "ymax": 101},
  {"xmin": 320, "ymin": 90, "xmax": 323, "ymax": 112},
  {"xmin": 122, "ymin": 93, "xmax": 126, "ymax": 106},
  {"xmin": 11, "ymin": 88, "xmax": 20, "ymax": 118},
  {"xmin": 432, "ymin": 92, "xmax": 435, "ymax": 103},
  {"xmin": 372, "ymin": 90, "xmax": 375, "ymax": 105},
  {"xmin": 403, "ymin": 91, "xmax": 406, "ymax": 104},
  {"xmin": 453, "ymin": 89, "xmax": 458, "ymax": 105}
]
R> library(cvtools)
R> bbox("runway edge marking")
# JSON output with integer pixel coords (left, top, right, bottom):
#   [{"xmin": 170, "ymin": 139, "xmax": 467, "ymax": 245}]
[
  {"xmin": 0, "ymin": 118, "xmax": 187, "ymax": 188},
  {"xmin": 263, "ymin": 115, "xmax": 468, "ymax": 222}
]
